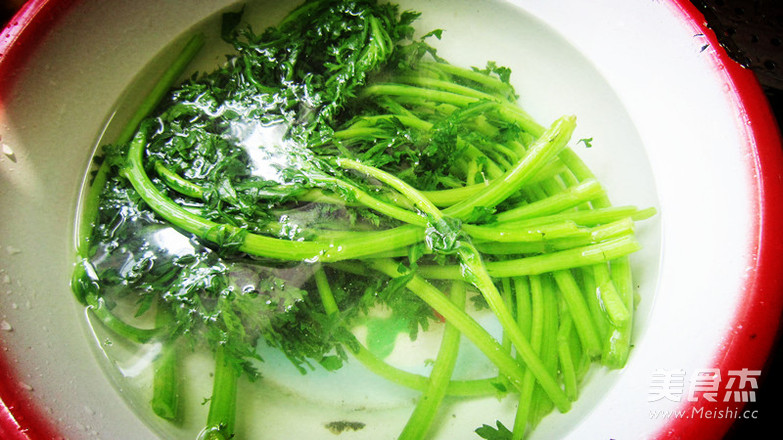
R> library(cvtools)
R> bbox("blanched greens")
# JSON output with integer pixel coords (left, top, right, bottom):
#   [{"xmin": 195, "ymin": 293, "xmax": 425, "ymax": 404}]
[{"xmin": 71, "ymin": 1, "xmax": 653, "ymax": 439}]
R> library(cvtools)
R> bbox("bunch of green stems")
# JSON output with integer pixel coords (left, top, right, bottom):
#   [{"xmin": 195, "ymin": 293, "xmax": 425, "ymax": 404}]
[{"xmin": 74, "ymin": 34, "xmax": 652, "ymax": 440}]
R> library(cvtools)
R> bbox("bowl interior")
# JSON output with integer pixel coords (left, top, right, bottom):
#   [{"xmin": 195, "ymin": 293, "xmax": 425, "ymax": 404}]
[{"xmin": 3, "ymin": 0, "xmax": 666, "ymax": 438}]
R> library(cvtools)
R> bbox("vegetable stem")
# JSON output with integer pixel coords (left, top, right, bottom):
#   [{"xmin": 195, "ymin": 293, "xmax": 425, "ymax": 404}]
[
  {"xmin": 397, "ymin": 281, "xmax": 466, "ymax": 440},
  {"xmin": 552, "ymin": 270, "xmax": 601, "ymax": 358},
  {"xmin": 512, "ymin": 275, "xmax": 543, "ymax": 440},
  {"xmin": 444, "ymin": 116, "xmax": 577, "ymax": 219},
  {"xmin": 338, "ymin": 156, "xmax": 571, "ymax": 413},
  {"xmin": 200, "ymin": 346, "xmax": 239, "ymax": 440},
  {"xmin": 417, "ymin": 234, "xmax": 641, "ymax": 279},
  {"xmin": 602, "ymin": 257, "xmax": 636, "ymax": 368},
  {"xmin": 316, "ymin": 265, "xmax": 498, "ymax": 397},
  {"xmin": 123, "ymin": 126, "xmax": 427, "ymax": 261},
  {"xmin": 367, "ymin": 259, "xmax": 571, "ymax": 412},
  {"xmin": 84, "ymin": 294, "xmax": 162, "ymax": 344},
  {"xmin": 77, "ymin": 33, "xmax": 205, "ymax": 256},
  {"xmin": 150, "ymin": 305, "xmax": 179, "ymax": 421}
]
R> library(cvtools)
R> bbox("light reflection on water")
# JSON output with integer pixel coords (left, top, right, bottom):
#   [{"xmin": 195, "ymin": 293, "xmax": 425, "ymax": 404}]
[
  {"xmin": 150, "ymin": 226, "xmax": 196, "ymax": 257},
  {"xmin": 228, "ymin": 120, "xmax": 310, "ymax": 183}
]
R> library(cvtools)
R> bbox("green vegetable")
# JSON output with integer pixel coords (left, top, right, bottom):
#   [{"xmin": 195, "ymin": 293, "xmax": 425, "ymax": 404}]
[
  {"xmin": 397, "ymin": 281, "xmax": 466, "ymax": 440},
  {"xmin": 70, "ymin": 1, "xmax": 655, "ymax": 438},
  {"xmin": 476, "ymin": 421, "xmax": 513, "ymax": 440}
]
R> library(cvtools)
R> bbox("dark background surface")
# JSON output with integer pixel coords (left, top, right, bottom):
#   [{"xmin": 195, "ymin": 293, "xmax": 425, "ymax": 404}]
[{"xmin": 1, "ymin": 0, "xmax": 782, "ymax": 439}]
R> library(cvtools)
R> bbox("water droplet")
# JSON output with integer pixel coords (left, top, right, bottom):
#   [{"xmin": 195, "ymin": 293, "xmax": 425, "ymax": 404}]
[{"xmin": 1, "ymin": 143, "xmax": 15, "ymax": 162}]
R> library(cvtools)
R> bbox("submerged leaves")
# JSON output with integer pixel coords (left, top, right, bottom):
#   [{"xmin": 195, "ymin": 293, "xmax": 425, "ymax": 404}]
[
  {"xmin": 74, "ymin": 2, "xmax": 650, "ymax": 439},
  {"xmin": 82, "ymin": 0, "xmax": 446, "ymax": 380}
]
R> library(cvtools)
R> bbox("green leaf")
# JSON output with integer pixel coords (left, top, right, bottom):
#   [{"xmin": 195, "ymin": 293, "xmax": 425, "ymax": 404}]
[
  {"xmin": 221, "ymin": 6, "xmax": 245, "ymax": 42},
  {"xmin": 578, "ymin": 137, "xmax": 594, "ymax": 148},
  {"xmin": 475, "ymin": 421, "xmax": 513, "ymax": 440}
]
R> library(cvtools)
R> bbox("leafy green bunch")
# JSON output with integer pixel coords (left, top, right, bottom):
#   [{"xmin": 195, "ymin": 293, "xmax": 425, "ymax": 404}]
[{"xmin": 71, "ymin": 1, "xmax": 654, "ymax": 439}]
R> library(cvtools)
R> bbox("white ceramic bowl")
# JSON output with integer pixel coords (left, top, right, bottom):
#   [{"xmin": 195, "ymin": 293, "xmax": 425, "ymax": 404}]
[{"xmin": 0, "ymin": 1, "xmax": 781, "ymax": 439}]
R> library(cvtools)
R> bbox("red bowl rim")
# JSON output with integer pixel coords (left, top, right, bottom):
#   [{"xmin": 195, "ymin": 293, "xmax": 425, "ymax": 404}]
[
  {"xmin": 654, "ymin": 1, "xmax": 783, "ymax": 437},
  {"xmin": 1, "ymin": 2, "xmax": 83, "ymax": 437},
  {"xmin": 1, "ymin": 0, "xmax": 781, "ymax": 439}
]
